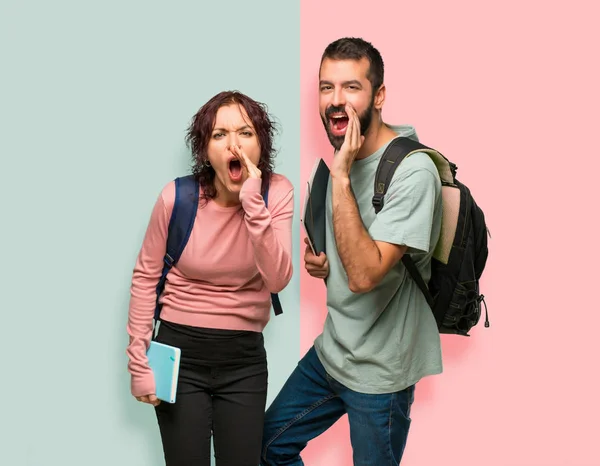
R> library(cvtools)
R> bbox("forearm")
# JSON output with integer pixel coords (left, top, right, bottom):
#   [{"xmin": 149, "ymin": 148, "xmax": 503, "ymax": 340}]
[
  {"xmin": 244, "ymin": 212, "xmax": 293, "ymax": 293},
  {"xmin": 125, "ymin": 187, "xmax": 171, "ymax": 397},
  {"xmin": 126, "ymin": 265, "xmax": 158, "ymax": 397},
  {"xmin": 331, "ymin": 175, "xmax": 383, "ymax": 293},
  {"xmin": 240, "ymin": 179, "xmax": 294, "ymax": 293}
]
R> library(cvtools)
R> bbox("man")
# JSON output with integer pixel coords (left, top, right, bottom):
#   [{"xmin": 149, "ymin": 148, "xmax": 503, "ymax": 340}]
[{"xmin": 261, "ymin": 37, "xmax": 443, "ymax": 465}]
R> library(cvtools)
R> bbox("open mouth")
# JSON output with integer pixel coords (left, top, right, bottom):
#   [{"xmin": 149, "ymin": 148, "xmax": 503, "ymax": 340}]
[
  {"xmin": 228, "ymin": 157, "xmax": 243, "ymax": 181},
  {"xmin": 329, "ymin": 113, "xmax": 349, "ymax": 135}
]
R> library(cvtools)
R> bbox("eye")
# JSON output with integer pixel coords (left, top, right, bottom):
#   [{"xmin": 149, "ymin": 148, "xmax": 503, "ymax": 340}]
[
  {"xmin": 212, "ymin": 133, "xmax": 224, "ymax": 139},
  {"xmin": 320, "ymin": 85, "xmax": 332, "ymax": 92},
  {"xmin": 347, "ymin": 85, "xmax": 359, "ymax": 90},
  {"xmin": 240, "ymin": 131, "xmax": 254, "ymax": 137}
]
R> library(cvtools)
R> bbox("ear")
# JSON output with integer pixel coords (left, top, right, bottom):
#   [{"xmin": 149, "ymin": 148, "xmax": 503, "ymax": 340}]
[{"xmin": 374, "ymin": 84, "xmax": 386, "ymax": 110}]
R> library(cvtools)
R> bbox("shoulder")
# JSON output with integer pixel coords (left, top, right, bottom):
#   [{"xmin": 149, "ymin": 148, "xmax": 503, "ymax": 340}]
[
  {"xmin": 266, "ymin": 173, "xmax": 294, "ymax": 212},
  {"xmin": 268, "ymin": 173, "xmax": 294, "ymax": 201},
  {"xmin": 384, "ymin": 152, "xmax": 441, "ymax": 192},
  {"xmin": 269, "ymin": 173, "xmax": 294, "ymax": 193},
  {"xmin": 157, "ymin": 179, "xmax": 177, "ymax": 214},
  {"xmin": 396, "ymin": 151, "xmax": 439, "ymax": 179}
]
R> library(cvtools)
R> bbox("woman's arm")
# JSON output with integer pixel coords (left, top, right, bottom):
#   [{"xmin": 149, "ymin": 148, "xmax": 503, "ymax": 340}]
[
  {"xmin": 239, "ymin": 176, "xmax": 294, "ymax": 293},
  {"xmin": 125, "ymin": 183, "xmax": 173, "ymax": 397}
]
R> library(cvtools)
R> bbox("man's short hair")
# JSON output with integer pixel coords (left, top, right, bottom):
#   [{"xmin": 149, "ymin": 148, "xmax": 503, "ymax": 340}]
[{"xmin": 321, "ymin": 37, "xmax": 384, "ymax": 94}]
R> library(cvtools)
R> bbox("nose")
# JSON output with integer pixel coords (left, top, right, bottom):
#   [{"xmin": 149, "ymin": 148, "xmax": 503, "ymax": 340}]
[
  {"xmin": 227, "ymin": 132, "xmax": 240, "ymax": 147},
  {"xmin": 332, "ymin": 87, "xmax": 345, "ymax": 107}
]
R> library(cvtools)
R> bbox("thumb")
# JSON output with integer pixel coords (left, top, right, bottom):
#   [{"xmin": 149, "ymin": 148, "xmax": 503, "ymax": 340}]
[{"xmin": 148, "ymin": 394, "xmax": 160, "ymax": 406}]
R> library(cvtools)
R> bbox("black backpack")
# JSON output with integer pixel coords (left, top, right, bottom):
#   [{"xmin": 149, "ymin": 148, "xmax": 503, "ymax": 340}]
[{"xmin": 373, "ymin": 137, "xmax": 490, "ymax": 336}]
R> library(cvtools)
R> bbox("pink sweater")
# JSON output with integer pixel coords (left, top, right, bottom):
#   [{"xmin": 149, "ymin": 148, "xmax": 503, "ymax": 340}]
[{"xmin": 126, "ymin": 175, "xmax": 294, "ymax": 397}]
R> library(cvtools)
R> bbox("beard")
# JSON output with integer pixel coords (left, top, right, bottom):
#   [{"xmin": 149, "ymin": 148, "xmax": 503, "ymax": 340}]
[{"xmin": 320, "ymin": 98, "xmax": 375, "ymax": 151}]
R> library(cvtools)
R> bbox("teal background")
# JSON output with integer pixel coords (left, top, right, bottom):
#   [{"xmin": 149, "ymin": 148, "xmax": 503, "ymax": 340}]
[{"xmin": 0, "ymin": 1, "xmax": 300, "ymax": 465}]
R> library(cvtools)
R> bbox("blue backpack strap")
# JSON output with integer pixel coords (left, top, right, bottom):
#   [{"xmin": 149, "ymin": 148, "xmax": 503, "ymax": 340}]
[
  {"xmin": 264, "ymin": 184, "xmax": 283, "ymax": 316},
  {"xmin": 154, "ymin": 175, "xmax": 200, "ymax": 321}
]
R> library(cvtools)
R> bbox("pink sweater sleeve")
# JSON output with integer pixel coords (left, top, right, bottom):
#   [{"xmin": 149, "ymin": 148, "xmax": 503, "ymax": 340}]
[
  {"xmin": 239, "ymin": 176, "xmax": 294, "ymax": 293},
  {"xmin": 125, "ymin": 183, "xmax": 173, "ymax": 397}
]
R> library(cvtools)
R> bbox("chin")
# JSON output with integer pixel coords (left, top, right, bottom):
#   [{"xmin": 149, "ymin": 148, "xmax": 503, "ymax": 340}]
[{"xmin": 226, "ymin": 181, "xmax": 244, "ymax": 193}]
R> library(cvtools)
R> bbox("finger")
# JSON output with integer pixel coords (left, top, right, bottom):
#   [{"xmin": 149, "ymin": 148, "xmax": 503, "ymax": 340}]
[
  {"xmin": 306, "ymin": 254, "xmax": 327, "ymax": 267},
  {"xmin": 306, "ymin": 262, "xmax": 327, "ymax": 273},
  {"xmin": 352, "ymin": 110, "xmax": 361, "ymax": 148},
  {"xmin": 304, "ymin": 236, "xmax": 315, "ymax": 251},
  {"xmin": 304, "ymin": 251, "xmax": 315, "ymax": 265},
  {"xmin": 344, "ymin": 104, "xmax": 353, "ymax": 146},
  {"xmin": 148, "ymin": 394, "xmax": 161, "ymax": 406},
  {"xmin": 230, "ymin": 145, "xmax": 243, "ymax": 162},
  {"xmin": 304, "ymin": 242, "xmax": 312, "ymax": 256},
  {"xmin": 234, "ymin": 145, "xmax": 259, "ymax": 176},
  {"xmin": 306, "ymin": 264, "xmax": 324, "ymax": 276},
  {"xmin": 348, "ymin": 105, "xmax": 360, "ymax": 148},
  {"xmin": 306, "ymin": 267, "xmax": 327, "ymax": 279},
  {"xmin": 238, "ymin": 145, "xmax": 256, "ymax": 169},
  {"xmin": 231, "ymin": 145, "xmax": 246, "ymax": 165}
]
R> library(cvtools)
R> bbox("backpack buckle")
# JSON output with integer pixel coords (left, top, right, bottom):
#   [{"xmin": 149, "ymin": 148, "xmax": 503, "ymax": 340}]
[
  {"xmin": 163, "ymin": 254, "xmax": 175, "ymax": 268},
  {"xmin": 450, "ymin": 162, "xmax": 458, "ymax": 177},
  {"xmin": 372, "ymin": 195, "xmax": 384, "ymax": 211}
]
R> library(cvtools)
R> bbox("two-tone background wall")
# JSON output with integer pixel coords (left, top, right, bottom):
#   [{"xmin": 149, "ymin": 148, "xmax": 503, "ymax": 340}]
[{"xmin": 1, "ymin": 0, "xmax": 599, "ymax": 465}]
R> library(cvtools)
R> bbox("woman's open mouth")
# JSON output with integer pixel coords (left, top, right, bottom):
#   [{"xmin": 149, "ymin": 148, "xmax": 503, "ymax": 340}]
[{"xmin": 228, "ymin": 157, "xmax": 243, "ymax": 182}]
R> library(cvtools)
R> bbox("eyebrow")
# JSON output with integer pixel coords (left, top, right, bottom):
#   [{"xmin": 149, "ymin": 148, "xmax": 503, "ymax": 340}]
[
  {"xmin": 212, "ymin": 125, "xmax": 253, "ymax": 133},
  {"xmin": 319, "ymin": 79, "xmax": 363, "ymax": 87}
]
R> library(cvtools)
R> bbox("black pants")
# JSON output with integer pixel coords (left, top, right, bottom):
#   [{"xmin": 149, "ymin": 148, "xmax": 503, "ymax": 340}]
[{"xmin": 153, "ymin": 320, "xmax": 268, "ymax": 466}]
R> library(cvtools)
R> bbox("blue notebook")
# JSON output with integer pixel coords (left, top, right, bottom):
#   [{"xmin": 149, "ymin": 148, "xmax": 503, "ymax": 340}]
[{"xmin": 147, "ymin": 341, "xmax": 181, "ymax": 403}]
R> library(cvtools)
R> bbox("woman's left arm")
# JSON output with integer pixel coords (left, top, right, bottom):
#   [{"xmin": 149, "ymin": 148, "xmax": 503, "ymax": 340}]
[{"xmin": 239, "ymin": 177, "xmax": 294, "ymax": 293}]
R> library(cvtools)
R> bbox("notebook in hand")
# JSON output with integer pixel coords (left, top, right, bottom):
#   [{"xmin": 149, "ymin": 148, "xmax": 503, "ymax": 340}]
[
  {"xmin": 147, "ymin": 341, "xmax": 181, "ymax": 403},
  {"xmin": 302, "ymin": 158, "xmax": 330, "ymax": 255}
]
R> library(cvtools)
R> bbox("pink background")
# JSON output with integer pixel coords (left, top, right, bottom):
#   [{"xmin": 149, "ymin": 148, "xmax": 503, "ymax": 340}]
[{"xmin": 300, "ymin": 1, "xmax": 600, "ymax": 465}]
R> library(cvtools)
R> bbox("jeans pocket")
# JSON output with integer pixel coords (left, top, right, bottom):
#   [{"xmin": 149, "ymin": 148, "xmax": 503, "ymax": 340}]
[{"xmin": 394, "ymin": 385, "xmax": 415, "ymax": 422}]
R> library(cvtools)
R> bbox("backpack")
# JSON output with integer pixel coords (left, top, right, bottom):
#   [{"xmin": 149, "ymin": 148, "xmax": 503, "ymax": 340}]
[
  {"xmin": 153, "ymin": 175, "xmax": 283, "ymax": 322},
  {"xmin": 372, "ymin": 137, "xmax": 489, "ymax": 336}
]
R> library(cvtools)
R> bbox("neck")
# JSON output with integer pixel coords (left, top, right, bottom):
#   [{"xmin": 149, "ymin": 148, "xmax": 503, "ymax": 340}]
[
  {"xmin": 213, "ymin": 180, "xmax": 241, "ymax": 207},
  {"xmin": 356, "ymin": 119, "xmax": 397, "ymax": 160}
]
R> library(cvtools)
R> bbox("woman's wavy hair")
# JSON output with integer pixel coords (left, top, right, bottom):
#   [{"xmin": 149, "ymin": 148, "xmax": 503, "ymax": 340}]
[{"xmin": 185, "ymin": 91, "xmax": 278, "ymax": 203}]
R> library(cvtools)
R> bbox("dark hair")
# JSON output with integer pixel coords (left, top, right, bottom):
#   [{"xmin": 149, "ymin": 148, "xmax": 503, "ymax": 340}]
[
  {"xmin": 320, "ymin": 37, "xmax": 384, "ymax": 95},
  {"xmin": 185, "ymin": 91, "xmax": 278, "ymax": 202}
]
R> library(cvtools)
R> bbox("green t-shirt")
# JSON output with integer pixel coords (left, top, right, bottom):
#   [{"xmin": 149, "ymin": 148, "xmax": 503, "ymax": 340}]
[{"xmin": 314, "ymin": 124, "xmax": 444, "ymax": 394}]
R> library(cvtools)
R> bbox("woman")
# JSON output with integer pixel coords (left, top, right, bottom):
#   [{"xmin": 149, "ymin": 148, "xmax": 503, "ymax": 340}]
[{"xmin": 126, "ymin": 91, "xmax": 294, "ymax": 465}]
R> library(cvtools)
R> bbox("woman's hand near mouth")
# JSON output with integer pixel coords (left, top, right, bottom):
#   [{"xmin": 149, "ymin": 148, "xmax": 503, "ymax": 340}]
[{"xmin": 229, "ymin": 145, "xmax": 262, "ymax": 180}]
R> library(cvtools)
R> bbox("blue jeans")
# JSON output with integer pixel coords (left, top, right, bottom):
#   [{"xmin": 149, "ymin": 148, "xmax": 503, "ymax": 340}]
[{"xmin": 261, "ymin": 346, "xmax": 415, "ymax": 466}]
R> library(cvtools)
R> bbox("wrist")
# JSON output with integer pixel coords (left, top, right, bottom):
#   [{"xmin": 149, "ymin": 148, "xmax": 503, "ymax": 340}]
[{"xmin": 331, "ymin": 172, "xmax": 351, "ymax": 186}]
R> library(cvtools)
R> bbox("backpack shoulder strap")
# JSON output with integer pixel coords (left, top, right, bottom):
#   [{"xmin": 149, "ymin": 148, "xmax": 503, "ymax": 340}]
[
  {"xmin": 263, "ymin": 183, "xmax": 284, "ymax": 316},
  {"xmin": 166, "ymin": 175, "xmax": 200, "ymax": 266},
  {"xmin": 372, "ymin": 137, "xmax": 442, "ymax": 309},
  {"xmin": 373, "ymin": 136, "xmax": 457, "ymax": 214},
  {"xmin": 154, "ymin": 175, "xmax": 199, "ymax": 321},
  {"xmin": 401, "ymin": 255, "xmax": 434, "ymax": 309}
]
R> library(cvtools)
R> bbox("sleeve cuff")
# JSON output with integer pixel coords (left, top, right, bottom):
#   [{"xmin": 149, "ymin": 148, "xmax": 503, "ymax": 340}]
[
  {"xmin": 131, "ymin": 374, "xmax": 156, "ymax": 398},
  {"xmin": 239, "ymin": 177, "xmax": 264, "ymax": 209},
  {"xmin": 240, "ymin": 177, "xmax": 262, "ymax": 195}
]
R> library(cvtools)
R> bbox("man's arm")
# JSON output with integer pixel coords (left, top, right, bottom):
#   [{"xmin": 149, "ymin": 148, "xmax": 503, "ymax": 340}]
[{"xmin": 331, "ymin": 175, "xmax": 406, "ymax": 293}]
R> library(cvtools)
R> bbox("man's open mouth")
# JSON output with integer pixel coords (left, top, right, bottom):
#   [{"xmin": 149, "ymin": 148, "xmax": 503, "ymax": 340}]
[{"xmin": 329, "ymin": 113, "xmax": 349, "ymax": 135}]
